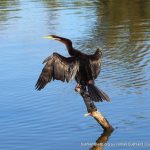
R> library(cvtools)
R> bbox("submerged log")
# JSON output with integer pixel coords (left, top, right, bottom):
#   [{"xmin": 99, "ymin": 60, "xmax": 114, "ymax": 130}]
[{"xmin": 77, "ymin": 85, "xmax": 114, "ymax": 132}]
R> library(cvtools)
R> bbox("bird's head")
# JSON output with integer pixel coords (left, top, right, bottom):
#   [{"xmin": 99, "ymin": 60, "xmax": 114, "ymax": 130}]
[{"xmin": 43, "ymin": 35, "xmax": 72, "ymax": 46}]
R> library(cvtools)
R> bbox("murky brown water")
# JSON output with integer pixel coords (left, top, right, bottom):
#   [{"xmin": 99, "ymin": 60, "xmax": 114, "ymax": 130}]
[{"xmin": 0, "ymin": 0, "xmax": 150, "ymax": 150}]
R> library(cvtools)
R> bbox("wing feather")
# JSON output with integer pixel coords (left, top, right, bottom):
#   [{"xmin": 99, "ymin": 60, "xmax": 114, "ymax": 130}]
[
  {"xmin": 35, "ymin": 52, "xmax": 79, "ymax": 90},
  {"xmin": 88, "ymin": 48, "xmax": 102, "ymax": 79}
]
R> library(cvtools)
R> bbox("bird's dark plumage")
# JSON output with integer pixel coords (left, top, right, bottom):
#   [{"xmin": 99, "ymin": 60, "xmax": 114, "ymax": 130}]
[
  {"xmin": 35, "ymin": 35, "xmax": 110, "ymax": 102},
  {"xmin": 35, "ymin": 53, "xmax": 79, "ymax": 90}
]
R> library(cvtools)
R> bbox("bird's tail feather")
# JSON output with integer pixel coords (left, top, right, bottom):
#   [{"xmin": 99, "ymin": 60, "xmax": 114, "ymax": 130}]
[{"xmin": 88, "ymin": 84, "xmax": 111, "ymax": 102}]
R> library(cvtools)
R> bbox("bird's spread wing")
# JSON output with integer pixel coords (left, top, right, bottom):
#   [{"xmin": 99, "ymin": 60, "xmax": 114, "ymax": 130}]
[
  {"xmin": 88, "ymin": 48, "xmax": 102, "ymax": 79},
  {"xmin": 35, "ymin": 52, "xmax": 79, "ymax": 90}
]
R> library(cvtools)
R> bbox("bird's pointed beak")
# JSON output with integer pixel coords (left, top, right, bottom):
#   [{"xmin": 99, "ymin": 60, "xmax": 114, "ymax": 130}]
[
  {"xmin": 43, "ymin": 35, "xmax": 60, "ymax": 41},
  {"xmin": 43, "ymin": 36, "xmax": 54, "ymax": 39}
]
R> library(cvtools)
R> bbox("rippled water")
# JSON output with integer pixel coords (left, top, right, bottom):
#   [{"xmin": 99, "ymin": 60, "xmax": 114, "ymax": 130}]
[{"xmin": 0, "ymin": 0, "xmax": 150, "ymax": 150}]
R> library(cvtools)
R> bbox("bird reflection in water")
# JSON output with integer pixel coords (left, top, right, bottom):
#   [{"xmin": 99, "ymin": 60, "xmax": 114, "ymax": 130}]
[{"xmin": 90, "ymin": 130, "xmax": 113, "ymax": 150}]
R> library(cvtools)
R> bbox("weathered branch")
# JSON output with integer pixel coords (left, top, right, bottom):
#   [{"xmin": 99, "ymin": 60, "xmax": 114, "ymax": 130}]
[{"xmin": 77, "ymin": 86, "xmax": 114, "ymax": 132}]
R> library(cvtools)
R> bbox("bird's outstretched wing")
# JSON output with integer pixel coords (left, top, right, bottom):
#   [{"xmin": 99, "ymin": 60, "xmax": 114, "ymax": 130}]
[
  {"xmin": 35, "ymin": 52, "xmax": 79, "ymax": 90},
  {"xmin": 88, "ymin": 48, "xmax": 102, "ymax": 79}
]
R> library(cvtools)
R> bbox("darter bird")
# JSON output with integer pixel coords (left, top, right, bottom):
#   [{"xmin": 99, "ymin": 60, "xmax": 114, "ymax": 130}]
[{"xmin": 35, "ymin": 35, "xmax": 110, "ymax": 102}]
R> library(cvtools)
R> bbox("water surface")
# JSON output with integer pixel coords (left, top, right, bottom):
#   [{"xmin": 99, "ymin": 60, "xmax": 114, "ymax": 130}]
[{"xmin": 0, "ymin": 0, "xmax": 150, "ymax": 150}]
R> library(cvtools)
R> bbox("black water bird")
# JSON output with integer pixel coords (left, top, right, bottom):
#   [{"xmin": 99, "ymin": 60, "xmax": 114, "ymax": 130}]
[{"xmin": 35, "ymin": 35, "xmax": 110, "ymax": 102}]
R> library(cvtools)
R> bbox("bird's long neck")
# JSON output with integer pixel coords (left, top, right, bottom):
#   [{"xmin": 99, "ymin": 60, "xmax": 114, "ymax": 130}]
[
  {"xmin": 62, "ymin": 39, "xmax": 75, "ymax": 56},
  {"xmin": 66, "ymin": 43, "xmax": 75, "ymax": 56}
]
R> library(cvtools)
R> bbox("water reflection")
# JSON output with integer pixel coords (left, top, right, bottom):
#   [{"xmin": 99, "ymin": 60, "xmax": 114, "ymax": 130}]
[
  {"xmin": 0, "ymin": 0, "xmax": 20, "ymax": 29},
  {"xmin": 90, "ymin": 130, "xmax": 113, "ymax": 150},
  {"xmin": 41, "ymin": 0, "xmax": 97, "ymax": 39},
  {"xmin": 77, "ymin": 0, "xmax": 150, "ymax": 93}
]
